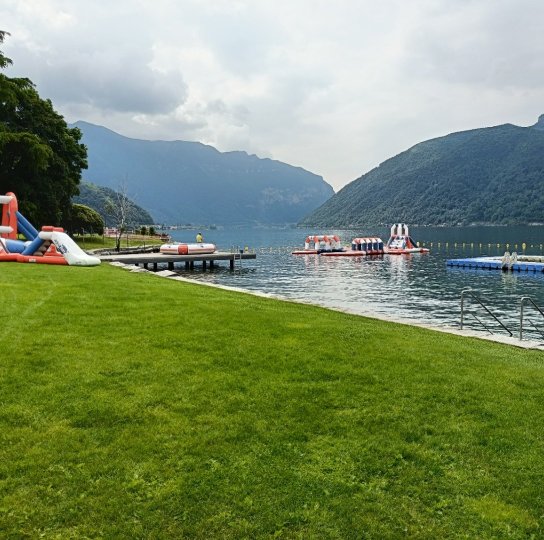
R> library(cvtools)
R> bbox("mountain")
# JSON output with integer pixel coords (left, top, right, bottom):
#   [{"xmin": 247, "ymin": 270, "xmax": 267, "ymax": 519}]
[
  {"xmin": 72, "ymin": 121, "xmax": 334, "ymax": 225},
  {"xmin": 73, "ymin": 181, "xmax": 155, "ymax": 226},
  {"xmin": 300, "ymin": 114, "xmax": 544, "ymax": 228}
]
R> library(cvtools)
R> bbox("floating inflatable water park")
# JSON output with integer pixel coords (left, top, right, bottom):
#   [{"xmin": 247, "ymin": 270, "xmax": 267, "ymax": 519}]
[
  {"xmin": 384, "ymin": 223, "xmax": 429, "ymax": 254},
  {"xmin": 292, "ymin": 234, "xmax": 385, "ymax": 256},
  {"xmin": 0, "ymin": 192, "xmax": 100, "ymax": 266},
  {"xmin": 292, "ymin": 223, "xmax": 430, "ymax": 257}
]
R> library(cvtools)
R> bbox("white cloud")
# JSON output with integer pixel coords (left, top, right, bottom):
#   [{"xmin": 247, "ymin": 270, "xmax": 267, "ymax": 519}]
[{"xmin": 2, "ymin": 0, "xmax": 544, "ymax": 190}]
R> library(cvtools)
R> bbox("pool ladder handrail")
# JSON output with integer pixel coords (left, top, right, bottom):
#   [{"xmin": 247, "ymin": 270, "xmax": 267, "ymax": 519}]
[
  {"xmin": 460, "ymin": 288, "xmax": 513, "ymax": 337},
  {"xmin": 231, "ymin": 245, "xmax": 243, "ymax": 270},
  {"xmin": 520, "ymin": 297, "xmax": 544, "ymax": 341}
]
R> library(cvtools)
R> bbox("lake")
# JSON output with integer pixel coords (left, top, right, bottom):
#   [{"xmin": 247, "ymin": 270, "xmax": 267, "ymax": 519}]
[{"xmin": 167, "ymin": 225, "xmax": 544, "ymax": 341}]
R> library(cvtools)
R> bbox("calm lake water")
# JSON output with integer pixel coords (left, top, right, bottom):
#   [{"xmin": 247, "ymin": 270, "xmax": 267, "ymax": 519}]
[{"xmin": 167, "ymin": 225, "xmax": 544, "ymax": 341}]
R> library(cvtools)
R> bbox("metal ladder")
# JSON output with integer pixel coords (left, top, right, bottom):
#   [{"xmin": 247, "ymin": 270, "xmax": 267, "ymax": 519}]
[
  {"xmin": 460, "ymin": 289, "xmax": 513, "ymax": 336},
  {"xmin": 231, "ymin": 245, "xmax": 243, "ymax": 270},
  {"xmin": 461, "ymin": 290, "xmax": 544, "ymax": 341},
  {"xmin": 519, "ymin": 297, "xmax": 544, "ymax": 341}
]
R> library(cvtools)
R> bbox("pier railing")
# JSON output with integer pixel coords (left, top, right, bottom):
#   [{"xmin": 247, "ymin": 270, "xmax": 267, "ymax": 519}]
[{"xmin": 460, "ymin": 289, "xmax": 513, "ymax": 336}]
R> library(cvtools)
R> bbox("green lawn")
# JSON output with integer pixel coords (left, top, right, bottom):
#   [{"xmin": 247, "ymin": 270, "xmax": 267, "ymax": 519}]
[
  {"xmin": 1, "ymin": 263, "xmax": 543, "ymax": 538},
  {"xmin": 74, "ymin": 234, "xmax": 163, "ymax": 251}
]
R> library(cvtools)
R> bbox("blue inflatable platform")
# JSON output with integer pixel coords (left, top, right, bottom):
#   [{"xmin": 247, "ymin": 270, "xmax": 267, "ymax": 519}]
[{"xmin": 447, "ymin": 256, "xmax": 544, "ymax": 273}]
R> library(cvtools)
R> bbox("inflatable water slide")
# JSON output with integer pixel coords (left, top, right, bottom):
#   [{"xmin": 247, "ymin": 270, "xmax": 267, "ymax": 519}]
[
  {"xmin": 0, "ymin": 192, "xmax": 100, "ymax": 266},
  {"xmin": 385, "ymin": 223, "xmax": 429, "ymax": 254}
]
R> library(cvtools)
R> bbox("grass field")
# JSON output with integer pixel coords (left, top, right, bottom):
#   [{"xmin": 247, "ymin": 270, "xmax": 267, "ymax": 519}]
[
  {"xmin": 1, "ymin": 262, "xmax": 543, "ymax": 538},
  {"xmin": 74, "ymin": 234, "xmax": 163, "ymax": 251}
]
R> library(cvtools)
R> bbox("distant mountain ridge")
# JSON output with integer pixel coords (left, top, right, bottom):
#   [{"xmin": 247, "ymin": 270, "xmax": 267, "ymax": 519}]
[
  {"xmin": 300, "ymin": 114, "xmax": 544, "ymax": 228},
  {"xmin": 72, "ymin": 121, "xmax": 334, "ymax": 225}
]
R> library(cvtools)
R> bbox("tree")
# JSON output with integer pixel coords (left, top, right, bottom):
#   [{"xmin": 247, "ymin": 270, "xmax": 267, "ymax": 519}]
[
  {"xmin": 70, "ymin": 203, "xmax": 104, "ymax": 235},
  {"xmin": 0, "ymin": 31, "xmax": 12, "ymax": 69},
  {"xmin": 104, "ymin": 182, "xmax": 136, "ymax": 251},
  {"xmin": 74, "ymin": 181, "xmax": 155, "ymax": 226},
  {"xmin": 0, "ymin": 30, "xmax": 87, "ymax": 227}
]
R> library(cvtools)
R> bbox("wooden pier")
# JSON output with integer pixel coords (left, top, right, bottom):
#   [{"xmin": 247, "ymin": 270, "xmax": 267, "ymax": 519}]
[{"xmin": 99, "ymin": 251, "xmax": 256, "ymax": 271}]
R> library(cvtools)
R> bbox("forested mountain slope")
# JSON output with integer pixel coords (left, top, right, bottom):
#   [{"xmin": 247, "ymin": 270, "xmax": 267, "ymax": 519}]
[
  {"xmin": 300, "ymin": 115, "xmax": 544, "ymax": 227},
  {"xmin": 73, "ymin": 121, "xmax": 333, "ymax": 226},
  {"xmin": 73, "ymin": 181, "xmax": 154, "ymax": 227}
]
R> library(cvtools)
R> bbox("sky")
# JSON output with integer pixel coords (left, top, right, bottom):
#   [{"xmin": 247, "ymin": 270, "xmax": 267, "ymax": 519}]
[{"xmin": 2, "ymin": 0, "xmax": 544, "ymax": 191}]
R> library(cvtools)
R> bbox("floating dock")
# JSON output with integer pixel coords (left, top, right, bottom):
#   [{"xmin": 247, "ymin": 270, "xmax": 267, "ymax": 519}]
[
  {"xmin": 100, "ymin": 251, "xmax": 256, "ymax": 271},
  {"xmin": 447, "ymin": 256, "xmax": 544, "ymax": 273}
]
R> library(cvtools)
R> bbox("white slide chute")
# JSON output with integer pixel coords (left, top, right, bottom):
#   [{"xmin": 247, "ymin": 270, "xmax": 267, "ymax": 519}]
[{"xmin": 50, "ymin": 231, "xmax": 101, "ymax": 266}]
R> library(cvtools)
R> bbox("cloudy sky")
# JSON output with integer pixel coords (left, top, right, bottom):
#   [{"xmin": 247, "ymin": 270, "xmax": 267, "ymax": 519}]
[{"xmin": 2, "ymin": 0, "xmax": 543, "ymax": 191}]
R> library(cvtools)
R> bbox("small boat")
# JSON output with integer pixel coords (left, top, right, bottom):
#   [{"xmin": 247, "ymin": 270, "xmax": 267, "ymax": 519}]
[
  {"xmin": 292, "ymin": 235, "xmax": 344, "ymax": 255},
  {"xmin": 160, "ymin": 242, "xmax": 216, "ymax": 255},
  {"xmin": 385, "ymin": 223, "xmax": 429, "ymax": 254}
]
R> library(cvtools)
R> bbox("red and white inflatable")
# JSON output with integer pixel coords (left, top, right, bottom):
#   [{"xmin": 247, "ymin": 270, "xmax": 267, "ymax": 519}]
[
  {"xmin": 0, "ymin": 192, "xmax": 100, "ymax": 266},
  {"xmin": 350, "ymin": 237, "xmax": 385, "ymax": 255},
  {"xmin": 385, "ymin": 223, "xmax": 429, "ymax": 254},
  {"xmin": 160, "ymin": 243, "xmax": 216, "ymax": 255},
  {"xmin": 292, "ymin": 235, "xmax": 343, "ymax": 255},
  {"xmin": 320, "ymin": 236, "xmax": 385, "ymax": 257}
]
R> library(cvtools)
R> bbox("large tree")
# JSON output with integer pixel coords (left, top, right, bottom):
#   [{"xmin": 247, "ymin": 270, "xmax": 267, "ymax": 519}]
[
  {"xmin": 70, "ymin": 203, "xmax": 104, "ymax": 236},
  {"xmin": 0, "ymin": 31, "xmax": 87, "ymax": 227}
]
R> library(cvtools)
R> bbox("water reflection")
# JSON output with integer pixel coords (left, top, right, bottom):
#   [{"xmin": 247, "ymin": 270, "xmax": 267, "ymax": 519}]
[{"xmin": 168, "ymin": 226, "xmax": 544, "ymax": 341}]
